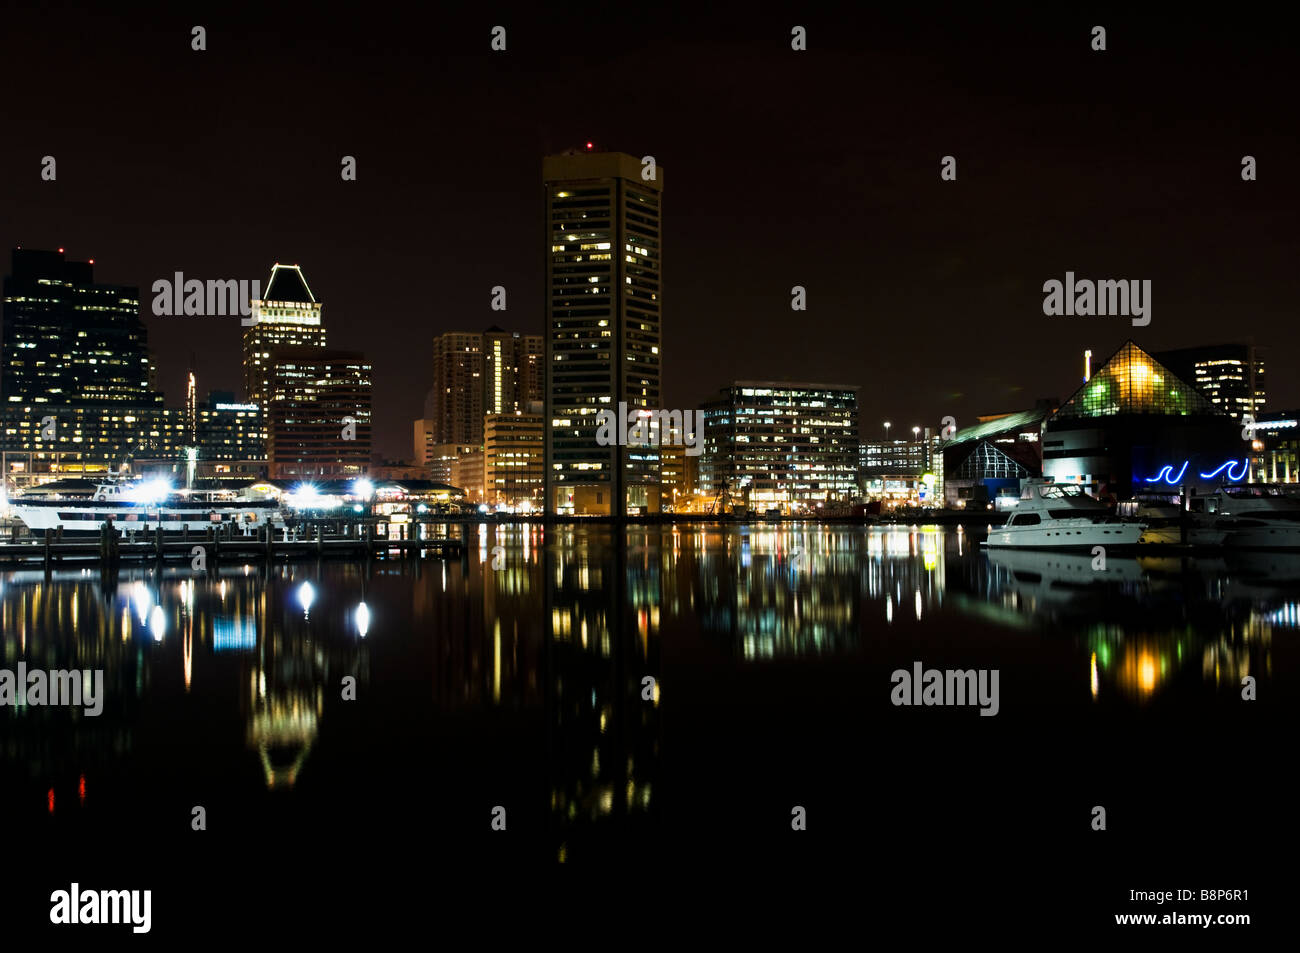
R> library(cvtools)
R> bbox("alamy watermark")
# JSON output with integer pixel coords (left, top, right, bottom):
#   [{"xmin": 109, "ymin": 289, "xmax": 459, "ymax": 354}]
[
  {"xmin": 151, "ymin": 273, "xmax": 260, "ymax": 325},
  {"xmin": 890, "ymin": 660, "xmax": 1000, "ymax": 716},
  {"xmin": 595, "ymin": 403, "xmax": 704, "ymax": 457},
  {"xmin": 50, "ymin": 883, "xmax": 151, "ymax": 933},
  {"xmin": 1043, "ymin": 272, "xmax": 1151, "ymax": 327},
  {"xmin": 0, "ymin": 663, "xmax": 104, "ymax": 716}
]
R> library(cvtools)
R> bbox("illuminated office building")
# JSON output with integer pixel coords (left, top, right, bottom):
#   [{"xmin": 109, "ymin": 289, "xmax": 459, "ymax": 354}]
[
  {"xmin": 265, "ymin": 347, "xmax": 372, "ymax": 479},
  {"xmin": 483, "ymin": 411, "xmax": 544, "ymax": 509},
  {"xmin": 242, "ymin": 264, "xmax": 327, "ymax": 428},
  {"xmin": 195, "ymin": 390, "xmax": 265, "ymax": 461},
  {"xmin": 1249, "ymin": 411, "xmax": 1300, "ymax": 483},
  {"xmin": 699, "ymin": 382, "xmax": 859, "ymax": 511},
  {"xmin": 428, "ymin": 329, "xmax": 542, "ymax": 448},
  {"xmin": 0, "ymin": 248, "xmax": 181, "ymax": 482},
  {"xmin": 2, "ymin": 248, "xmax": 157, "ymax": 406},
  {"xmin": 1154, "ymin": 343, "xmax": 1265, "ymax": 421},
  {"xmin": 544, "ymin": 150, "xmax": 663, "ymax": 515},
  {"xmin": 659, "ymin": 426, "xmax": 698, "ymax": 511}
]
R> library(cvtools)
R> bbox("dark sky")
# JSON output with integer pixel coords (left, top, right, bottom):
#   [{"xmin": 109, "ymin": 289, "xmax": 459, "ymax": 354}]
[{"xmin": 4, "ymin": 2, "xmax": 1297, "ymax": 456}]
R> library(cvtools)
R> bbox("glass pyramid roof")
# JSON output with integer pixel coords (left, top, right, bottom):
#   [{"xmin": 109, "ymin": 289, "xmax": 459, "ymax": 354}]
[{"xmin": 1054, "ymin": 341, "xmax": 1216, "ymax": 420}]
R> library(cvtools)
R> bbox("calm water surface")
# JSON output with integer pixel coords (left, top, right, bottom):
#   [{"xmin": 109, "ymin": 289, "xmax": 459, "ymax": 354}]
[{"xmin": 3, "ymin": 524, "xmax": 1296, "ymax": 893}]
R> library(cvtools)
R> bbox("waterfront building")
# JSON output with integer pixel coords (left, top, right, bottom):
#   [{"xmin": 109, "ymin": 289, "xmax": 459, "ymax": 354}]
[
  {"xmin": 195, "ymin": 390, "xmax": 265, "ymax": 461},
  {"xmin": 940, "ymin": 406, "xmax": 1051, "ymax": 509},
  {"xmin": 544, "ymin": 149, "xmax": 663, "ymax": 515},
  {"xmin": 863, "ymin": 433, "xmax": 945, "ymax": 507},
  {"xmin": 1043, "ymin": 340, "xmax": 1240, "ymax": 498},
  {"xmin": 699, "ymin": 382, "xmax": 859, "ymax": 511},
  {"xmin": 0, "ymin": 248, "xmax": 181, "ymax": 485},
  {"xmin": 1248, "ymin": 411, "xmax": 1300, "ymax": 483},
  {"xmin": 659, "ymin": 424, "xmax": 699, "ymax": 511},
  {"xmin": 483, "ymin": 411, "xmax": 544, "ymax": 510}
]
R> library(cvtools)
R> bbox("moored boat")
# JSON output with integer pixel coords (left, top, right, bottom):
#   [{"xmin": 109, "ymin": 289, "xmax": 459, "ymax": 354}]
[
  {"xmin": 7, "ymin": 478, "xmax": 284, "ymax": 537},
  {"xmin": 982, "ymin": 479, "xmax": 1145, "ymax": 550},
  {"xmin": 1198, "ymin": 485, "xmax": 1300, "ymax": 550}
]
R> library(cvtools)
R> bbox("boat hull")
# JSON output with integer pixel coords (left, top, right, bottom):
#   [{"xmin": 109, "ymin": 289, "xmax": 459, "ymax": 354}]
[
  {"xmin": 10, "ymin": 501, "xmax": 284, "ymax": 536},
  {"xmin": 984, "ymin": 523, "xmax": 1145, "ymax": 550}
]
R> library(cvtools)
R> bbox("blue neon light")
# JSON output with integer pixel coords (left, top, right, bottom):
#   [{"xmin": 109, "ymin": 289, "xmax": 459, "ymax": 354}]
[
  {"xmin": 1199, "ymin": 458, "xmax": 1249, "ymax": 482},
  {"xmin": 1144, "ymin": 461, "xmax": 1190, "ymax": 485}
]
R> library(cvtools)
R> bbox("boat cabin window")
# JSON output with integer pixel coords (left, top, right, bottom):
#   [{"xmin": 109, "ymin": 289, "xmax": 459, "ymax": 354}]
[
  {"xmin": 1048, "ymin": 509, "xmax": 1089, "ymax": 520},
  {"xmin": 1010, "ymin": 512, "xmax": 1041, "ymax": 526}
]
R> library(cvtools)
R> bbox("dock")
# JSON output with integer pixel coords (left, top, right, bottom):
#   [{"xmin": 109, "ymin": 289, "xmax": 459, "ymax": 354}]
[{"xmin": 0, "ymin": 522, "xmax": 464, "ymax": 568}]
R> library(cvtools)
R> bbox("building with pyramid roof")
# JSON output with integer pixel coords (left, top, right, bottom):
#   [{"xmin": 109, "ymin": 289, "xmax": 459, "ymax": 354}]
[{"xmin": 1043, "ymin": 340, "xmax": 1243, "ymax": 498}]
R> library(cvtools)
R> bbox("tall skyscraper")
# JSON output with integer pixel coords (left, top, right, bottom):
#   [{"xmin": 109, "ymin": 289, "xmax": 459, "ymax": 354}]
[
  {"xmin": 2, "ymin": 248, "xmax": 156, "ymax": 406},
  {"xmin": 543, "ymin": 150, "xmax": 663, "ymax": 515},
  {"xmin": 242, "ymin": 264, "xmax": 326, "ymax": 425}
]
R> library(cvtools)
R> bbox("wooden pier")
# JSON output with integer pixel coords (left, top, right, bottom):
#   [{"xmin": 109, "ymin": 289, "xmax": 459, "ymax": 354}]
[{"xmin": 0, "ymin": 521, "xmax": 464, "ymax": 568}]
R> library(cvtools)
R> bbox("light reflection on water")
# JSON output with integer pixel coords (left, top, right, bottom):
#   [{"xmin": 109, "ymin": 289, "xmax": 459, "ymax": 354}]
[{"xmin": 0, "ymin": 523, "xmax": 1294, "ymax": 851}]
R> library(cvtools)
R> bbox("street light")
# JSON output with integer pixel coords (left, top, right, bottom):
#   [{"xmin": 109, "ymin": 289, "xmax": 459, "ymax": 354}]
[{"xmin": 883, "ymin": 422, "xmax": 891, "ymax": 440}]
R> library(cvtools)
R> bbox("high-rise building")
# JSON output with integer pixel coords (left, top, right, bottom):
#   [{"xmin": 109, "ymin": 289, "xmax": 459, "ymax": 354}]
[
  {"xmin": 265, "ymin": 347, "xmax": 372, "ymax": 479},
  {"xmin": 544, "ymin": 150, "xmax": 663, "ymax": 515},
  {"xmin": 2, "ymin": 248, "xmax": 157, "ymax": 406},
  {"xmin": 484, "ymin": 327, "xmax": 543, "ymax": 417},
  {"xmin": 1, "ymin": 249, "xmax": 180, "ymax": 482},
  {"xmin": 699, "ymin": 382, "xmax": 860, "ymax": 511},
  {"xmin": 429, "ymin": 331, "xmax": 483, "ymax": 446},
  {"xmin": 428, "ymin": 328, "xmax": 542, "ymax": 447},
  {"xmin": 242, "ymin": 264, "xmax": 326, "ymax": 427},
  {"xmin": 1153, "ymin": 343, "xmax": 1265, "ymax": 420}
]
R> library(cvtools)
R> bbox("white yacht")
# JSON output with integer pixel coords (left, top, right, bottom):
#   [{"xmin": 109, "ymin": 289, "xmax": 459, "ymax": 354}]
[
  {"xmin": 983, "ymin": 480, "xmax": 1145, "ymax": 550},
  {"xmin": 1198, "ymin": 485, "xmax": 1300, "ymax": 550},
  {"xmin": 8, "ymin": 479, "xmax": 284, "ymax": 536}
]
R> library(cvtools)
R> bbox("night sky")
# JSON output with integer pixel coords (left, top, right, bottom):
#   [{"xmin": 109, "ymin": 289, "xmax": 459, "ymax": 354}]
[{"xmin": 4, "ymin": 3, "xmax": 1297, "ymax": 456}]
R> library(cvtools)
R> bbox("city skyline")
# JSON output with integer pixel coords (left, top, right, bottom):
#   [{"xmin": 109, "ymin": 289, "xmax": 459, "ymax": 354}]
[
  {"xmin": 4, "ymin": 6, "xmax": 1297, "ymax": 459},
  {"xmin": 1, "ymin": 3, "xmax": 1294, "ymax": 932}
]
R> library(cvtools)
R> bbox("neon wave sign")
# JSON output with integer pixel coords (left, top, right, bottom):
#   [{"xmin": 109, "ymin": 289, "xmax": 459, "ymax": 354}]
[
  {"xmin": 1143, "ymin": 459, "xmax": 1249, "ymax": 484},
  {"xmin": 1199, "ymin": 459, "xmax": 1249, "ymax": 482}
]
